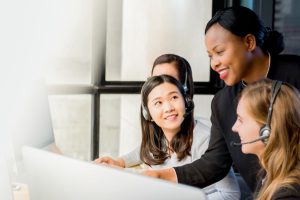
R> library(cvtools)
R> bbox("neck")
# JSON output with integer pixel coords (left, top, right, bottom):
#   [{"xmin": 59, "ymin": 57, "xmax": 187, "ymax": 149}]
[
  {"xmin": 256, "ymin": 147, "xmax": 265, "ymax": 160},
  {"xmin": 243, "ymin": 51, "xmax": 271, "ymax": 85},
  {"xmin": 162, "ymin": 128, "xmax": 179, "ymax": 143},
  {"xmin": 164, "ymin": 132, "xmax": 175, "ymax": 143}
]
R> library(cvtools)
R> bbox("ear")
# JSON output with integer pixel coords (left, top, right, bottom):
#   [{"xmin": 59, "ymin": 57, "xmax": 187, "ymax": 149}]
[{"xmin": 243, "ymin": 34, "xmax": 256, "ymax": 52}]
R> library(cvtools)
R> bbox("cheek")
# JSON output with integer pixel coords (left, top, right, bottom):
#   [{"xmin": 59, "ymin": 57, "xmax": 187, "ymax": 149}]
[
  {"xmin": 178, "ymin": 101, "xmax": 186, "ymax": 114},
  {"xmin": 149, "ymin": 108, "xmax": 159, "ymax": 121},
  {"xmin": 231, "ymin": 52, "xmax": 250, "ymax": 74}
]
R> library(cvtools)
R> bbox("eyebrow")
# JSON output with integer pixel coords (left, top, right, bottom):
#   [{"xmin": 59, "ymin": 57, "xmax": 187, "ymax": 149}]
[{"xmin": 207, "ymin": 45, "xmax": 220, "ymax": 54}]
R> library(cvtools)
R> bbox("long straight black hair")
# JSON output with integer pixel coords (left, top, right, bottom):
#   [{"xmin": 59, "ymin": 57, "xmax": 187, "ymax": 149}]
[{"xmin": 140, "ymin": 75, "xmax": 194, "ymax": 166}]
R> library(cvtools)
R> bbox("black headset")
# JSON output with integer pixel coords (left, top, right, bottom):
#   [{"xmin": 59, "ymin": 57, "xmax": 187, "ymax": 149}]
[
  {"xmin": 259, "ymin": 80, "xmax": 282, "ymax": 144},
  {"xmin": 142, "ymin": 64, "xmax": 194, "ymax": 121},
  {"xmin": 181, "ymin": 57, "xmax": 194, "ymax": 118}
]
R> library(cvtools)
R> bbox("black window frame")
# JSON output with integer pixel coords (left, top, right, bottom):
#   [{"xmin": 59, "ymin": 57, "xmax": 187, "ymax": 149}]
[{"xmin": 48, "ymin": 0, "xmax": 243, "ymax": 160}]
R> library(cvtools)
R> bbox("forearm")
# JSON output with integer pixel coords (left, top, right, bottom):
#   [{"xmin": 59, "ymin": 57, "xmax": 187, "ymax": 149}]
[
  {"xmin": 175, "ymin": 140, "xmax": 232, "ymax": 188},
  {"xmin": 175, "ymin": 98, "xmax": 233, "ymax": 188},
  {"xmin": 143, "ymin": 168, "xmax": 178, "ymax": 183},
  {"xmin": 120, "ymin": 146, "xmax": 142, "ymax": 167}
]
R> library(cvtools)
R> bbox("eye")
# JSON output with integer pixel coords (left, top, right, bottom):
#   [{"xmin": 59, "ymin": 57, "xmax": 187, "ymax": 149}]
[
  {"xmin": 216, "ymin": 50, "xmax": 224, "ymax": 55},
  {"xmin": 171, "ymin": 95, "xmax": 179, "ymax": 101},
  {"xmin": 154, "ymin": 101, "xmax": 162, "ymax": 106},
  {"xmin": 237, "ymin": 116, "xmax": 243, "ymax": 124}
]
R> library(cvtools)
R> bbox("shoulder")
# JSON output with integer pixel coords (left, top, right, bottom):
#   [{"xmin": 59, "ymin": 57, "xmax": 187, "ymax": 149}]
[
  {"xmin": 272, "ymin": 54, "xmax": 300, "ymax": 67},
  {"xmin": 211, "ymin": 84, "xmax": 242, "ymax": 117},
  {"xmin": 190, "ymin": 119, "xmax": 211, "ymax": 158},
  {"xmin": 212, "ymin": 84, "xmax": 242, "ymax": 105},
  {"xmin": 270, "ymin": 54, "xmax": 300, "ymax": 74},
  {"xmin": 193, "ymin": 118, "xmax": 211, "ymax": 140},
  {"xmin": 269, "ymin": 54, "xmax": 300, "ymax": 91},
  {"xmin": 271, "ymin": 184, "xmax": 300, "ymax": 200}
]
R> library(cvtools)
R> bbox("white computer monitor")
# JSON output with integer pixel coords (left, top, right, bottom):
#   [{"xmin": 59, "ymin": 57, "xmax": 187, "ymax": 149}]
[
  {"xmin": 22, "ymin": 146, "xmax": 207, "ymax": 200},
  {"xmin": 5, "ymin": 80, "xmax": 55, "ymax": 182},
  {"xmin": 0, "ymin": 152, "xmax": 13, "ymax": 200}
]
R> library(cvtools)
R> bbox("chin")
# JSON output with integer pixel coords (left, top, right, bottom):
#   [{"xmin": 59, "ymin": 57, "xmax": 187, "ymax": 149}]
[
  {"xmin": 224, "ymin": 79, "xmax": 239, "ymax": 86},
  {"xmin": 241, "ymin": 146, "xmax": 252, "ymax": 154}
]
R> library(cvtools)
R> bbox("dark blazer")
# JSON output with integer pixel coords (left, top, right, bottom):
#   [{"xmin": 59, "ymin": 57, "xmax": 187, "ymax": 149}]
[
  {"xmin": 271, "ymin": 184, "xmax": 300, "ymax": 200},
  {"xmin": 174, "ymin": 54, "xmax": 300, "ymax": 192}
]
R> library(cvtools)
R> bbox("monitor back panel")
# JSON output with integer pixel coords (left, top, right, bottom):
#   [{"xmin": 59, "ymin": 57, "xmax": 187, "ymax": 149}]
[{"xmin": 22, "ymin": 146, "xmax": 206, "ymax": 200}]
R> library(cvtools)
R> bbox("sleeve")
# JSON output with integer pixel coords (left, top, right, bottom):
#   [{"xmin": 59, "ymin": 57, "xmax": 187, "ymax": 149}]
[
  {"xmin": 120, "ymin": 145, "xmax": 143, "ymax": 167},
  {"xmin": 191, "ymin": 118, "xmax": 211, "ymax": 160},
  {"xmin": 174, "ymin": 95, "xmax": 233, "ymax": 188},
  {"xmin": 271, "ymin": 185, "xmax": 300, "ymax": 200}
]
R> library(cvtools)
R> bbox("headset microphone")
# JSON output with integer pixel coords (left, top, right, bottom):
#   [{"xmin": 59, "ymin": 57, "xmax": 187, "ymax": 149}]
[{"xmin": 231, "ymin": 135, "xmax": 270, "ymax": 147}]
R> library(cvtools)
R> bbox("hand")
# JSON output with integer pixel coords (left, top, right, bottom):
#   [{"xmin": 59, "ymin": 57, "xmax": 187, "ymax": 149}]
[
  {"xmin": 142, "ymin": 168, "xmax": 178, "ymax": 183},
  {"xmin": 93, "ymin": 156, "xmax": 125, "ymax": 168}
]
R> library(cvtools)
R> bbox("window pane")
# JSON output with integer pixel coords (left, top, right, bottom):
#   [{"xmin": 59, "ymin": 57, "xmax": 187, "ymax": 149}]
[
  {"xmin": 41, "ymin": 0, "xmax": 92, "ymax": 84},
  {"xmin": 106, "ymin": 0, "xmax": 212, "ymax": 82},
  {"xmin": 274, "ymin": 0, "xmax": 300, "ymax": 54},
  {"xmin": 48, "ymin": 95, "xmax": 91, "ymax": 161},
  {"xmin": 99, "ymin": 94, "xmax": 141, "ymax": 157}
]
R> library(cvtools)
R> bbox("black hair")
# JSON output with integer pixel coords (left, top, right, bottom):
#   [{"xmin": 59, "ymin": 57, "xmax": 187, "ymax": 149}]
[
  {"xmin": 140, "ymin": 75, "xmax": 194, "ymax": 166},
  {"xmin": 205, "ymin": 6, "xmax": 284, "ymax": 55},
  {"xmin": 151, "ymin": 54, "xmax": 194, "ymax": 98}
]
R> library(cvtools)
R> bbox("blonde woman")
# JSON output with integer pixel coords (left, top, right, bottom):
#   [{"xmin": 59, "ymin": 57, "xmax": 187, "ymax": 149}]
[{"xmin": 232, "ymin": 79, "xmax": 300, "ymax": 199}]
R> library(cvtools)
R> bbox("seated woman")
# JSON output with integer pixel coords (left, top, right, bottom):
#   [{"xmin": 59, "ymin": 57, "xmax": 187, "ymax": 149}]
[
  {"xmin": 95, "ymin": 74, "xmax": 240, "ymax": 200},
  {"xmin": 232, "ymin": 78, "xmax": 300, "ymax": 199}
]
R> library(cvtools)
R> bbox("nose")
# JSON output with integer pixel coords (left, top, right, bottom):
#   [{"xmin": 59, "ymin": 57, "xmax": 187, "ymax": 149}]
[
  {"xmin": 232, "ymin": 121, "xmax": 238, "ymax": 133},
  {"xmin": 210, "ymin": 56, "xmax": 221, "ymax": 70},
  {"xmin": 163, "ymin": 101, "xmax": 174, "ymax": 113}
]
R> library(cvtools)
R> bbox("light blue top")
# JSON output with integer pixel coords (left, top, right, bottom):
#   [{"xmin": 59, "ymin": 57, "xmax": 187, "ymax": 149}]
[{"xmin": 121, "ymin": 118, "xmax": 240, "ymax": 200}]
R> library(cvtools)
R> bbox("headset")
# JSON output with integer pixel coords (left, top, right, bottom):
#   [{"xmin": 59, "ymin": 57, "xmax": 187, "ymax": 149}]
[
  {"xmin": 231, "ymin": 80, "xmax": 282, "ymax": 146},
  {"xmin": 142, "ymin": 101, "xmax": 151, "ymax": 121},
  {"xmin": 180, "ymin": 57, "xmax": 194, "ymax": 118},
  {"xmin": 259, "ymin": 80, "xmax": 282, "ymax": 144}
]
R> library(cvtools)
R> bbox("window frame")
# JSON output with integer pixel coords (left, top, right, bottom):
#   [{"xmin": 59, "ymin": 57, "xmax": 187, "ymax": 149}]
[{"xmin": 48, "ymin": 0, "xmax": 235, "ymax": 160}]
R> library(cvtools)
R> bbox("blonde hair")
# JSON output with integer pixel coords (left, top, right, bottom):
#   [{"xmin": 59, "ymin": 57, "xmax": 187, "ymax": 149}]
[{"xmin": 241, "ymin": 79, "xmax": 300, "ymax": 200}]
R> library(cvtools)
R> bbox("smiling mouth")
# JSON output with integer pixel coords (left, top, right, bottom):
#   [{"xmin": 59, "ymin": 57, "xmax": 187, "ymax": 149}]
[
  {"xmin": 216, "ymin": 67, "xmax": 228, "ymax": 73},
  {"xmin": 217, "ymin": 68, "xmax": 229, "ymax": 80},
  {"xmin": 165, "ymin": 114, "xmax": 178, "ymax": 120}
]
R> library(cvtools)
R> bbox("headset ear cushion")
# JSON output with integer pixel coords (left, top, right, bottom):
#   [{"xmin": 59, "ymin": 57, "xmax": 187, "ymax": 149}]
[
  {"xmin": 185, "ymin": 97, "xmax": 194, "ymax": 112},
  {"xmin": 142, "ymin": 105, "xmax": 150, "ymax": 121},
  {"xmin": 259, "ymin": 125, "xmax": 271, "ymax": 144}
]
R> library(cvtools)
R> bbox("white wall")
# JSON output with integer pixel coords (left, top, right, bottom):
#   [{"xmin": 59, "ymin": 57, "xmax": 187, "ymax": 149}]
[{"xmin": 118, "ymin": 0, "xmax": 213, "ymax": 155}]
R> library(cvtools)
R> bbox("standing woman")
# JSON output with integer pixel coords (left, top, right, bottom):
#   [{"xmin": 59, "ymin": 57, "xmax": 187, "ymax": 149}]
[
  {"xmin": 232, "ymin": 79, "xmax": 300, "ymax": 199},
  {"xmin": 143, "ymin": 6, "xmax": 300, "ymax": 196}
]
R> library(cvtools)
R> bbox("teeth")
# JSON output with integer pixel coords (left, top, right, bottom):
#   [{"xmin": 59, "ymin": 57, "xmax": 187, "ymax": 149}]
[
  {"xmin": 219, "ymin": 69, "xmax": 227, "ymax": 74},
  {"xmin": 165, "ymin": 114, "xmax": 176, "ymax": 120}
]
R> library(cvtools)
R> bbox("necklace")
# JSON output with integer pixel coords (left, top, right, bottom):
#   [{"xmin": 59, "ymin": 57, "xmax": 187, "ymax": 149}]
[
  {"xmin": 265, "ymin": 52, "xmax": 271, "ymax": 77},
  {"xmin": 241, "ymin": 52, "xmax": 271, "ymax": 88},
  {"xmin": 241, "ymin": 80, "xmax": 247, "ymax": 88}
]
